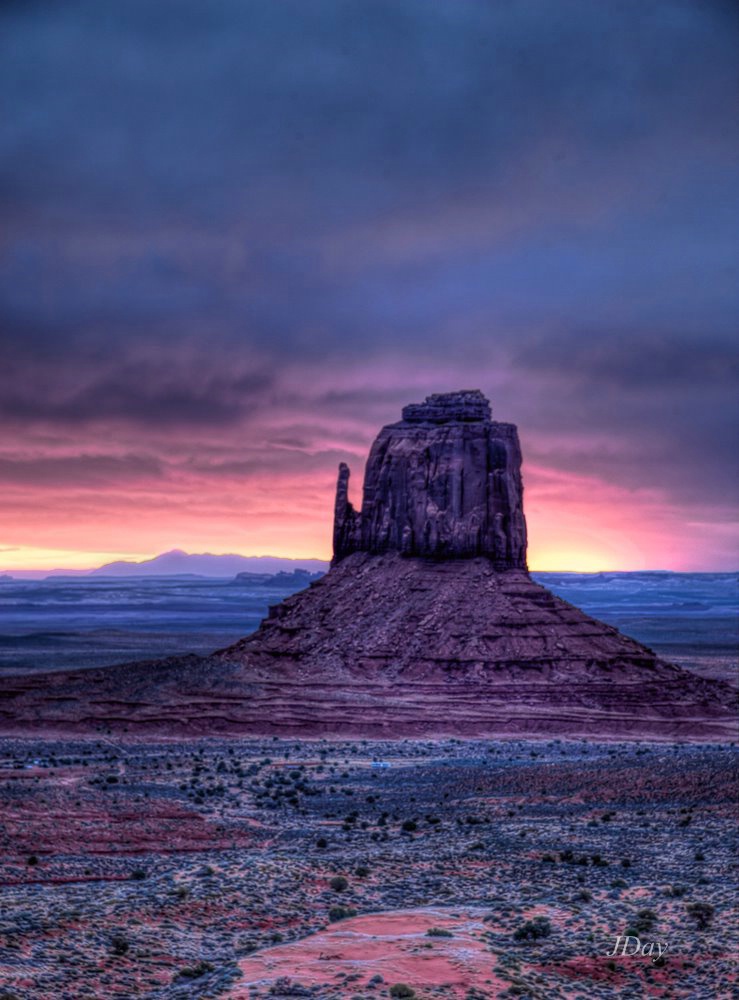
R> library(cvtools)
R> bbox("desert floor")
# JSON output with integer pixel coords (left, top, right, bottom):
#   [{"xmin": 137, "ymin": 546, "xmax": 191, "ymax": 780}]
[{"xmin": 0, "ymin": 737, "xmax": 736, "ymax": 999}]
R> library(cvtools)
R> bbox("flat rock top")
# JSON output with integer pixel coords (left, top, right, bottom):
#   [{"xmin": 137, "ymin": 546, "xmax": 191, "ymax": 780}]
[{"xmin": 401, "ymin": 389, "xmax": 492, "ymax": 423}]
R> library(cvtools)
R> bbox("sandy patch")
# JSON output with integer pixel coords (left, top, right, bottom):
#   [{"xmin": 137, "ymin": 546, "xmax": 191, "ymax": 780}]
[{"xmin": 231, "ymin": 906, "xmax": 508, "ymax": 996}]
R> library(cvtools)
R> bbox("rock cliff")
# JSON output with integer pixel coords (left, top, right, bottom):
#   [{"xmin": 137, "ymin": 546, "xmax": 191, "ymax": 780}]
[{"xmin": 333, "ymin": 390, "xmax": 527, "ymax": 568}]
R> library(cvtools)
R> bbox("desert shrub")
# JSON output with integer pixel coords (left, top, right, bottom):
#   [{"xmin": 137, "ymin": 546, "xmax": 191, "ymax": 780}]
[
  {"xmin": 111, "ymin": 933, "xmax": 129, "ymax": 956},
  {"xmin": 541, "ymin": 853, "xmax": 556, "ymax": 863},
  {"xmin": 389, "ymin": 985, "xmax": 416, "ymax": 998},
  {"xmin": 27, "ymin": 855, "xmax": 38, "ymax": 866},
  {"xmin": 328, "ymin": 905, "xmax": 357, "ymax": 922},
  {"xmin": 401, "ymin": 819, "xmax": 417, "ymax": 832},
  {"xmin": 316, "ymin": 837, "xmax": 328, "ymax": 848},
  {"xmin": 130, "ymin": 868, "xmax": 147, "ymax": 880},
  {"xmin": 426, "ymin": 927, "xmax": 453, "ymax": 937},
  {"xmin": 355, "ymin": 865, "xmax": 370, "ymax": 877},
  {"xmin": 694, "ymin": 850, "xmax": 705, "ymax": 861},
  {"xmin": 513, "ymin": 916, "xmax": 552, "ymax": 942},
  {"xmin": 329, "ymin": 875, "xmax": 348, "ymax": 892},
  {"xmin": 176, "ymin": 960, "xmax": 214, "ymax": 980},
  {"xmin": 665, "ymin": 884, "xmax": 687, "ymax": 898},
  {"xmin": 686, "ymin": 902, "xmax": 714, "ymax": 930},
  {"xmin": 631, "ymin": 908, "xmax": 657, "ymax": 933}
]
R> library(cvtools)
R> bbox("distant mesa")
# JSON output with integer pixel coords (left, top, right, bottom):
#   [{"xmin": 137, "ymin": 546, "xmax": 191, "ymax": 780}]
[
  {"xmin": 3, "ymin": 551, "xmax": 329, "ymax": 581},
  {"xmin": 232, "ymin": 569, "xmax": 324, "ymax": 587},
  {"xmin": 89, "ymin": 550, "xmax": 328, "ymax": 578},
  {"xmin": 0, "ymin": 391, "xmax": 736, "ymax": 741}
]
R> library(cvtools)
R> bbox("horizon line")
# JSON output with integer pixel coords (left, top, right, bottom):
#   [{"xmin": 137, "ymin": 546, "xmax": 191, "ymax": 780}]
[{"xmin": 2, "ymin": 546, "xmax": 736, "ymax": 580}]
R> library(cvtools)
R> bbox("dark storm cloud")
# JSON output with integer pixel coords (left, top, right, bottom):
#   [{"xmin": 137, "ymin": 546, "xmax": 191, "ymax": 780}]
[
  {"xmin": 0, "ymin": 0, "xmax": 737, "ymax": 564},
  {"xmin": 3, "ymin": 0, "xmax": 736, "ymax": 216},
  {"xmin": 0, "ymin": 347, "xmax": 275, "ymax": 427},
  {"xmin": 2, "ymin": 0, "xmax": 737, "ymax": 354}
]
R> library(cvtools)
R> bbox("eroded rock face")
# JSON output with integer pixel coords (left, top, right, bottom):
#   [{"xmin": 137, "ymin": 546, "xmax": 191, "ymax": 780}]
[{"xmin": 333, "ymin": 390, "xmax": 527, "ymax": 568}]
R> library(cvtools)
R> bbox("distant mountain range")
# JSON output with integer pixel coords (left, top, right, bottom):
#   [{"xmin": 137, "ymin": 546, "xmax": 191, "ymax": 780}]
[
  {"xmin": 4, "ymin": 549, "xmax": 330, "ymax": 580},
  {"xmin": 3, "ymin": 552, "xmax": 734, "ymax": 582}
]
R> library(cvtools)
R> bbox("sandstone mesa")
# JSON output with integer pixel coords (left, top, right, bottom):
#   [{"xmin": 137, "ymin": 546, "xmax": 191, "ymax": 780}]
[{"xmin": 1, "ymin": 391, "xmax": 735, "ymax": 740}]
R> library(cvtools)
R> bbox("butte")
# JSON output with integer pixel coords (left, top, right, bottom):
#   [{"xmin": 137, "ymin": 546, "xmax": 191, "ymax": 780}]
[{"xmin": 1, "ymin": 390, "xmax": 736, "ymax": 740}]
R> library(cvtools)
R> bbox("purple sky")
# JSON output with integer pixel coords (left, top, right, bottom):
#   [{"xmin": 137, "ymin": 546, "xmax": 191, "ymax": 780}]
[{"xmin": 1, "ymin": 0, "xmax": 737, "ymax": 571}]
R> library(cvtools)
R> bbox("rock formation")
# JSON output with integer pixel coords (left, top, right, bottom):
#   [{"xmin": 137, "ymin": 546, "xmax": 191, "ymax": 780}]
[
  {"xmin": 0, "ymin": 390, "xmax": 736, "ymax": 741},
  {"xmin": 333, "ymin": 390, "xmax": 527, "ymax": 568}
]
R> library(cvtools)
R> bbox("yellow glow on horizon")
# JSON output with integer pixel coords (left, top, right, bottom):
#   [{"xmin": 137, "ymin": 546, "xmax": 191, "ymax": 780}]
[
  {"xmin": 0, "ymin": 543, "xmax": 333, "ymax": 573},
  {"xmin": 0, "ymin": 546, "xmax": 150, "ymax": 572},
  {"xmin": 3, "ymin": 542, "xmax": 638, "ymax": 575},
  {"xmin": 525, "ymin": 507, "xmax": 652, "ymax": 572},
  {"xmin": 528, "ymin": 549, "xmax": 627, "ymax": 572}
]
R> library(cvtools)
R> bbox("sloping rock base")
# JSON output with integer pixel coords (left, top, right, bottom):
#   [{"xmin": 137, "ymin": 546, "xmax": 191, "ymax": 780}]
[{"xmin": 2, "ymin": 553, "xmax": 735, "ymax": 741}]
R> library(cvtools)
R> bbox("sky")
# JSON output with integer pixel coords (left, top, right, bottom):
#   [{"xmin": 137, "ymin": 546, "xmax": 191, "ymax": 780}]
[{"xmin": 1, "ymin": 0, "xmax": 738, "ymax": 573}]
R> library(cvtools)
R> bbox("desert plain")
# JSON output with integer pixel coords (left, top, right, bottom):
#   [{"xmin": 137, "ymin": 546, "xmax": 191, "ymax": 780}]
[{"xmin": 1, "ymin": 736, "xmax": 736, "ymax": 999}]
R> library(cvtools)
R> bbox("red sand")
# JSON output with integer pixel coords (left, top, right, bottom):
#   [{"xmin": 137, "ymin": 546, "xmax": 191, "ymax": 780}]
[{"xmin": 232, "ymin": 907, "xmax": 509, "ymax": 996}]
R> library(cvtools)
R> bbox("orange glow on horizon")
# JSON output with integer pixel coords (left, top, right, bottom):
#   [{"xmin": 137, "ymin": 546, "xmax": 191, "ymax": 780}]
[
  {"xmin": 0, "ymin": 455, "xmax": 734, "ymax": 574},
  {"xmin": 0, "ymin": 547, "xmax": 152, "ymax": 573},
  {"xmin": 0, "ymin": 542, "xmax": 647, "ymax": 575},
  {"xmin": 1, "ymin": 494, "xmax": 733, "ymax": 574}
]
